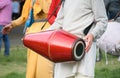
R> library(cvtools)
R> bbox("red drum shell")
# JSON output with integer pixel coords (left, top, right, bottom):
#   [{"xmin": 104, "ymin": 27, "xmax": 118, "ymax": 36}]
[{"xmin": 23, "ymin": 30, "xmax": 85, "ymax": 62}]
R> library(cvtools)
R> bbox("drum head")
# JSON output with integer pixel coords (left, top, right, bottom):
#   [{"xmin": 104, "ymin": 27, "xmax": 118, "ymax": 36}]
[{"xmin": 72, "ymin": 39, "xmax": 85, "ymax": 61}]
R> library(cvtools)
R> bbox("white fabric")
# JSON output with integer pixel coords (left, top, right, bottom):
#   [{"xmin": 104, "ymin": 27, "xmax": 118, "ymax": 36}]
[
  {"xmin": 97, "ymin": 22, "xmax": 120, "ymax": 55},
  {"xmin": 48, "ymin": 0, "xmax": 108, "ymax": 40},
  {"xmin": 118, "ymin": 56, "xmax": 120, "ymax": 62},
  {"xmin": 54, "ymin": 42, "xmax": 96, "ymax": 78},
  {"xmin": 47, "ymin": 0, "xmax": 107, "ymax": 77},
  {"xmin": 75, "ymin": 73, "xmax": 94, "ymax": 78},
  {"xmin": 65, "ymin": 73, "xmax": 93, "ymax": 78}
]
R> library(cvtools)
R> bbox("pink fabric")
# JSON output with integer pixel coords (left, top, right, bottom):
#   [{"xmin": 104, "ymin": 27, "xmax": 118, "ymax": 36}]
[{"xmin": 0, "ymin": 0, "xmax": 12, "ymax": 25}]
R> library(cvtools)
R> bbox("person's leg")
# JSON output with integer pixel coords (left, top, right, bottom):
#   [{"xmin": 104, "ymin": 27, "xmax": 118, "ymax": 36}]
[
  {"xmin": 26, "ymin": 49, "xmax": 38, "ymax": 78},
  {"xmin": 3, "ymin": 34, "xmax": 10, "ymax": 56},
  {"xmin": 75, "ymin": 73, "xmax": 94, "ymax": 78},
  {"xmin": 36, "ymin": 55, "xmax": 54, "ymax": 78},
  {"xmin": 76, "ymin": 42, "xmax": 96, "ymax": 78},
  {"xmin": 54, "ymin": 62, "xmax": 75, "ymax": 78},
  {"xmin": 118, "ymin": 56, "xmax": 120, "ymax": 62},
  {"xmin": 0, "ymin": 26, "xmax": 3, "ymax": 52},
  {"xmin": 66, "ymin": 73, "xmax": 94, "ymax": 78}
]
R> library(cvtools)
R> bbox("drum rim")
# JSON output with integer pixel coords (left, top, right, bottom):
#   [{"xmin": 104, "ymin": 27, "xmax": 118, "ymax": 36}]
[{"xmin": 72, "ymin": 38, "xmax": 85, "ymax": 61}]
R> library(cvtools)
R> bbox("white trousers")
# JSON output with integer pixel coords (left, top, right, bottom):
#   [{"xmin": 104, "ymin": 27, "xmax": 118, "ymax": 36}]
[
  {"xmin": 67, "ymin": 73, "xmax": 93, "ymax": 78},
  {"xmin": 54, "ymin": 42, "xmax": 96, "ymax": 78}
]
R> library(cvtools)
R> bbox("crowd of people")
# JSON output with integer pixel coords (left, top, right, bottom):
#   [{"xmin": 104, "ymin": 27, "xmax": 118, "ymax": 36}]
[{"xmin": 0, "ymin": 0, "xmax": 120, "ymax": 78}]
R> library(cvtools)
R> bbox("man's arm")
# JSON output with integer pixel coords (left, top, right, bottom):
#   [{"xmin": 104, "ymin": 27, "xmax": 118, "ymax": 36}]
[{"xmin": 91, "ymin": 0, "xmax": 108, "ymax": 40}]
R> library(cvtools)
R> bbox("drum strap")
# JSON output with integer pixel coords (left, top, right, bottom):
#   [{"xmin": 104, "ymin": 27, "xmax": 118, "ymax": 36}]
[
  {"xmin": 83, "ymin": 22, "xmax": 94, "ymax": 35},
  {"xmin": 23, "ymin": 0, "xmax": 36, "ymax": 34},
  {"xmin": 41, "ymin": 0, "xmax": 63, "ymax": 30},
  {"xmin": 113, "ymin": 10, "xmax": 120, "ymax": 21}
]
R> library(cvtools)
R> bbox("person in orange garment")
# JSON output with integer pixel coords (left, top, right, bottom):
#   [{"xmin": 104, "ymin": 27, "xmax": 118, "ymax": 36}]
[
  {"xmin": 2, "ymin": 0, "xmax": 54, "ymax": 78},
  {"xmin": 47, "ymin": 0, "xmax": 61, "ymax": 25}
]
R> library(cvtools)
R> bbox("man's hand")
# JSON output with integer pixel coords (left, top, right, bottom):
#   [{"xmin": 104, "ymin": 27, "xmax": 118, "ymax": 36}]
[
  {"xmin": 2, "ymin": 24, "xmax": 13, "ymax": 34},
  {"xmin": 83, "ymin": 33, "xmax": 94, "ymax": 52}
]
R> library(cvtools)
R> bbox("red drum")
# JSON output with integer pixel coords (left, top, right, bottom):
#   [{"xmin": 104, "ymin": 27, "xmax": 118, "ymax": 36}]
[{"xmin": 23, "ymin": 30, "xmax": 85, "ymax": 62}]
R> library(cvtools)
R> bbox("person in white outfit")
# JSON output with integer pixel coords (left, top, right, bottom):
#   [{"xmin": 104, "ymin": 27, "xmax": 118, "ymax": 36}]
[{"xmin": 48, "ymin": 0, "xmax": 108, "ymax": 78}]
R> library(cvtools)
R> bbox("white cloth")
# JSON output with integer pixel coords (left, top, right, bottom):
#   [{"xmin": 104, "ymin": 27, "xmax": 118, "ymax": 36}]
[
  {"xmin": 48, "ymin": 0, "xmax": 108, "ymax": 41},
  {"xmin": 54, "ymin": 42, "xmax": 96, "ymax": 78},
  {"xmin": 75, "ymin": 73, "xmax": 94, "ymax": 78},
  {"xmin": 118, "ymin": 56, "xmax": 120, "ymax": 62},
  {"xmin": 97, "ymin": 22, "xmax": 120, "ymax": 55},
  {"xmin": 47, "ymin": 0, "xmax": 107, "ymax": 77}
]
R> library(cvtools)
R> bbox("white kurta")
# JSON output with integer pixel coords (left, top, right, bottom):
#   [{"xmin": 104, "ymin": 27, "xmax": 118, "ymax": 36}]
[
  {"xmin": 47, "ymin": 0, "xmax": 108, "ymax": 77},
  {"xmin": 54, "ymin": 43, "xmax": 96, "ymax": 78}
]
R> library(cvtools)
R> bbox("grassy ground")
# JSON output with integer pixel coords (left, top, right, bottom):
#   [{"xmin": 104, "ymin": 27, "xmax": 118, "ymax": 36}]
[
  {"xmin": 0, "ymin": 26, "xmax": 120, "ymax": 78},
  {"xmin": 0, "ymin": 46, "xmax": 27, "ymax": 78},
  {"xmin": 0, "ymin": 26, "xmax": 26, "ymax": 78},
  {"xmin": 0, "ymin": 47, "xmax": 120, "ymax": 78},
  {"xmin": 95, "ymin": 54, "xmax": 120, "ymax": 78}
]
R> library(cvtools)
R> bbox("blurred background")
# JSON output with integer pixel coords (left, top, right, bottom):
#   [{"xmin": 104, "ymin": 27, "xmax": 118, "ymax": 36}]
[{"xmin": 0, "ymin": 0, "xmax": 120, "ymax": 78}]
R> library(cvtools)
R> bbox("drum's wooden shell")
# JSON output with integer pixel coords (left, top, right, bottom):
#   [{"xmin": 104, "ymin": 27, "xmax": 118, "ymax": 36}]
[{"xmin": 23, "ymin": 30, "xmax": 85, "ymax": 62}]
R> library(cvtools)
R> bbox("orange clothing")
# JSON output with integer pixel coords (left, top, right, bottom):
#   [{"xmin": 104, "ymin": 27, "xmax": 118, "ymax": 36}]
[{"xmin": 11, "ymin": 0, "xmax": 54, "ymax": 78}]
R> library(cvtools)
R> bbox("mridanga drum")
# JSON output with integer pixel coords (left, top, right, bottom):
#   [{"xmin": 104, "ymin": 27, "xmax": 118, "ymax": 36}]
[{"xmin": 23, "ymin": 29, "xmax": 85, "ymax": 62}]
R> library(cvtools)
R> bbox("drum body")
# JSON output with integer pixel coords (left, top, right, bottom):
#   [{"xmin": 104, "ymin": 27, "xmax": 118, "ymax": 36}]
[{"xmin": 23, "ymin": 30, "xmax": 85, "ymax": 62}]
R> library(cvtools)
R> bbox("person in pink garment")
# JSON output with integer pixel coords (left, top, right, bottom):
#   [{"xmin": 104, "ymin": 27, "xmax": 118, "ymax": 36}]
[{"xmin": 0, "ymin": 0, "xmax": 12, "ymax": 56}]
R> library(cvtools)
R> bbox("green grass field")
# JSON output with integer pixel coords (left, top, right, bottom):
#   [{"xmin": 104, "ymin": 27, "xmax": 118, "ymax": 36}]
[
  {"xmin": 95, "ymin": 54, "xmax": 120, "ymax": 78},
  {"xmin": 0, "ymin": 46, "xmax": 26, "ymax": 78},
  {"xmin": 0, "ymin": 46, "xmax": 120, "ymax": 78}
]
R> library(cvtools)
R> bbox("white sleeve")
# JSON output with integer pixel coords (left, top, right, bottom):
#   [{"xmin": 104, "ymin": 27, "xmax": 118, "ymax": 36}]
[{"xmin": 91, "ymin": 0, "xmax": 108, "ymax": 39}]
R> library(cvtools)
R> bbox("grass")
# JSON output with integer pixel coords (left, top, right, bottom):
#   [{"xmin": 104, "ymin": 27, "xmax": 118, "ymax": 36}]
[
  {"xmin": 0, "ymin": 46, "xmax": 120, "ymax": 78},
  {"xmin": 95, "ymin": 53, "xmax": 120, "ymax": 78},
  {"xmin": 0, "ymin": 46, "xmax": 27, "ymax": 78}
]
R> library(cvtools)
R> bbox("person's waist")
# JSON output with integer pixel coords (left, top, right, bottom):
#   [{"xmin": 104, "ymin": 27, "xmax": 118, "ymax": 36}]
[
  {"xmin": 0, "ymin": 21, "xmax": 10, "ymax": 26},
  {"xmin": 34, "ymin": 19, "xmax": 48, "ymax": 22},
  {"xmin": 0, "ymin": 25, "xmax": 4, "ymax": 26}
]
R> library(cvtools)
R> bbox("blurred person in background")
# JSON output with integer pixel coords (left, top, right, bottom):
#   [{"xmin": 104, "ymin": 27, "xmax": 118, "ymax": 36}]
[
  {"xmin": 106, "ymin": 0, "xmax": 120, "ymax": 20},
  {"xmin": 0, "ymin": 0, "xmax": 12, "ymax": 56},
  {"xmin": 19, "ymin": 0, "xmax": 25, "ymax": 16},
  {"xmin": 12, "ymin": 0, "xmax": 20, "ymax": 20},
  {"xmin": 2, "ymin": 0, "xmax": 55, "ymax": 78},
  {"xmin": 97, "ymin": 0, "xmax": 120, "ymax": 63}
]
